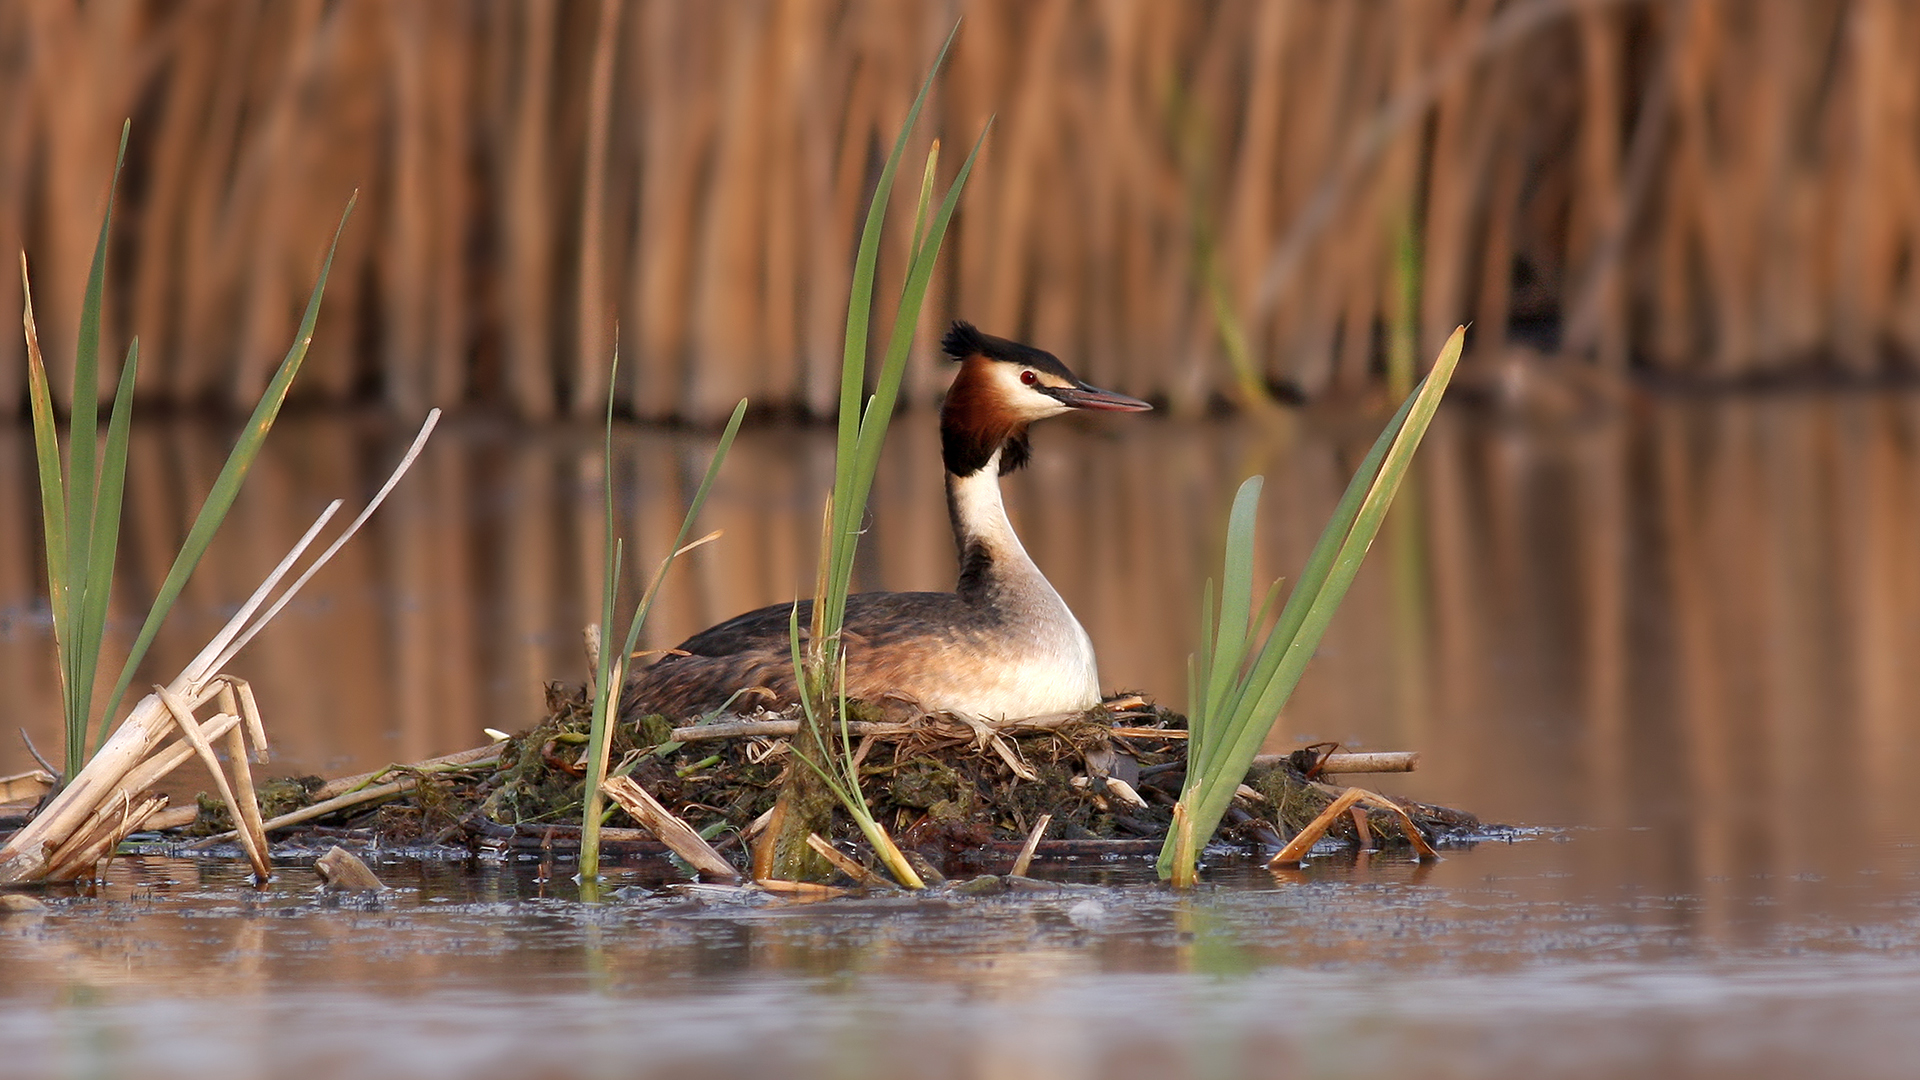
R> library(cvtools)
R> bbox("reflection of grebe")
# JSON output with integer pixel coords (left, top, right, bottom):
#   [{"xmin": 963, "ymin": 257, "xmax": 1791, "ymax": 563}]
[{"xmin": 623, "ymin": 322, "xmax": 1152, "ymax": 722}]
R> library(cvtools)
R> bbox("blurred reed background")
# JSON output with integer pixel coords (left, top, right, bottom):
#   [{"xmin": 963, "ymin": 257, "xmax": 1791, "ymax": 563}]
[{"xmin": 4, "ymin": 0, "xmax": 1917, "ymax": 424}]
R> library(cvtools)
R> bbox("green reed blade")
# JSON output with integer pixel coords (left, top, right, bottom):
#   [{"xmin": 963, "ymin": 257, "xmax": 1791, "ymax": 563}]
[
  {"xmin": 1190, "ymin": 581, "xmax": 1216, "ymax": 774},
  {"xmin": 835, "ymin": 22, "xmax": 961, "ymax": 504},
  {"xmin": 580, "ymin": 532, "xmax": 621, "ymax": 882},
  {"xmin": 1198, "ymin": 477, "xmax": 1262, "ymax": 774},
  {"xmin": 617, "ymin": 398, "xmax": 748, "ymax": 661},
  {"xmin": 584, "ymin": 386, "xmax": 747, "ymax": 883},
  {"xmin": 830, "ymin": 122, "xmax": 991, "ymax": 634},
  {"xmin": 821, "ymin": 25, "xmax": 964, "ymax": 642},
  {"xmin": 21, "ymin": 264, "xmax": 74, "ymax": 773},
  {"xmin": 582, "ymin": 342, "xmax": 629, "ymax": 883},
  {"xmin": 1207, "ymin": 387, "xmax": 1420, "ymax": 752},
  {"xmin": 1161, "ymin": 327, "xmax": 1465, "ymax": 881},
  {"xmin": 905, "ymin": 140, "xmax": 941, "ymax": 270},
  {"xmin": 98, "ymin": 195, "xmax": 357, "ymax": 738},
  {"xmin": 61, "ymin": 124, "xmax": 128, "ymax": 765},
  {"xmin": 74, "ymin": 339, "xmax": 139, "ymax": 759}
]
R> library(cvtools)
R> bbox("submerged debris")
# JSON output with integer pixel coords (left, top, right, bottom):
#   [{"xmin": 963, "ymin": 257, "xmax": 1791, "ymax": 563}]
[{"xmin": 314, "ymin": 846, "xmax": 386, "ymax": 892}]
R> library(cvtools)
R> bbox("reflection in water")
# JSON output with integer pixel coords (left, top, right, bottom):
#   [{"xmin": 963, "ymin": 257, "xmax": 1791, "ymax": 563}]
[
  {"xmin": 7, "ymin": 851, "xmax": 1920, "ymax": 1080},
  {"xmin": 7, "ymin": 396, "xmax": 1920, "ymax": 1077}
]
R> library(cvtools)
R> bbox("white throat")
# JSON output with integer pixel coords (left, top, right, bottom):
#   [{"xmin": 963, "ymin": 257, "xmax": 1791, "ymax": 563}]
[
  {"xmin": 944, "ymin": 448, "xmax": 1101, "ymax": 716},
  {"xmin": 947, "ymin": 449, "xmax": 1042, "ymax": 581}
]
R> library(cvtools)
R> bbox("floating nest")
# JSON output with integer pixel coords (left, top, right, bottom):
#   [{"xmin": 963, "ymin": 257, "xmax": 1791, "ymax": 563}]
[{"xmin": 171, "ymin": 681, "xmax": 1485, "ymax": 877}]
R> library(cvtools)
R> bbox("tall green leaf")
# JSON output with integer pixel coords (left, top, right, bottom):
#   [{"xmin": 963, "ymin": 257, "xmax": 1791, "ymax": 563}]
[
  {"xmin": 1161, "ymin": 327, "xmax": 1465, "ymax": 882},
  {"xmin": 817, "ymin": 22, "xmax": 965, "ymax": 649},
  {"xmin": 832, "ymin": 124, "xmax": 991, "ymax": 625},
  {"xmin": 789, "ymin": 21, "xmax": 986, "ymax": 890},
  {"xmin": 75, "ymin": 339, "xmax": 140, "ymax": 758},
  {"xmin": 19, "ymin": 265, "xmax": 73, "ymax": 773},
  {"xmin": 580, "ymin": 378, "xmax": 748, "ymax": 882},
  {"xmin": 62, "ymin": 125, "xmax": 129, "ymax": 761},
  {"xmin": 98, "ymin": 195, "xmax": 358, "ymax": 740}
]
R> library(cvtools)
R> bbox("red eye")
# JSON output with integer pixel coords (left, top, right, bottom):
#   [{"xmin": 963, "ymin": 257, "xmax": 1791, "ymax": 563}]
[{"xmin": 1020, "ymin": 370, "xmax": 1038, "ymax": 386}]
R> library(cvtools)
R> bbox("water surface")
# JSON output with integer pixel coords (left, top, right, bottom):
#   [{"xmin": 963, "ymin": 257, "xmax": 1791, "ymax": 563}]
[{"xmin": 5, "ymin": 393, "xmax": 1920, "ymax": 1077}]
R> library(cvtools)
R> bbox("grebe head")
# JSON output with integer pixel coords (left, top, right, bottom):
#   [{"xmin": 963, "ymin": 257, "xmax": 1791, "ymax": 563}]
[{"xmin": 939, "ymin": 321, "xmax": 1151, "ymax": 476}]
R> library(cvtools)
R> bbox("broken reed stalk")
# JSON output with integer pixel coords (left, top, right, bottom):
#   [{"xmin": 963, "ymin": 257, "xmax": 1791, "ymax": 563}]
[
  {"xmin": 754, "ymin": 878, "xmax": 853, "ymax": 901},
  {"xmin": 190, "ymin": 743, "xmax": 506, "ymax": 846},
  {"xmin": 1161, "ymin": 327, "xmax": 1464, "ymax": 886},
  {"xmin": 1254, "ymin": 751, "xmax": 1421, "ymax": 774},
  {"xmin": 1268, "ymin": 786, "xmax": 1439, "ymax": 867},
  {"xmin": 0, "ymin": 771, "xmax": 55, "ymax": 807},
  {"xmin": 805, "ymin": 833, "xmax": 889, "ymax": 889},
  {"xmin": 1010, "ymin": 813, "xmax": 1052, "ymax": 878},
  {"xmin": 576, "ymin": 333, "xmax": 746, "ymax": 883},
  {"xmin": 601, "ymin": 775, "xmax": 740, "ymax": 881},
  {"xmin": 313, "ymin": 743, "xmax": 506, "ymax": 801},
  {"xmin": 783, "ymin": 21, "xmax": 988, "ymax": 893},
  {"xmin": 23, "ymin": 138, "xmax": 362, "ymax": 780},
  {"xmin": 0, "ymin": 413, "xmax": 442, "ymax": 883}
]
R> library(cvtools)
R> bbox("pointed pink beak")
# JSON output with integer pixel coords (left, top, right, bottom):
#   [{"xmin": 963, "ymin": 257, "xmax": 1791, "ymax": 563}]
[{"xmin": 1046, "ymin": 382, "xmax": 1153, "ymax": 412}]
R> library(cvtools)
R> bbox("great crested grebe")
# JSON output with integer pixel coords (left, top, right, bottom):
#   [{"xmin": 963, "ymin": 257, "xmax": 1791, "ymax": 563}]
[{"xmin": 622, "ymin": 321, "xmax": 1151, "ymax": 723}]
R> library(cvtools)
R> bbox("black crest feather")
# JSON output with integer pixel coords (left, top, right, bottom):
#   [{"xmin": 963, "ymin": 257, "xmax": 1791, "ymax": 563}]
[
  {"xmin": 941, "ymin": 321, "xmax": 990, "ymax": 360},
  {"xmin": 940, "ymin": 320, "xmax": 1078, "ymax": 380}
]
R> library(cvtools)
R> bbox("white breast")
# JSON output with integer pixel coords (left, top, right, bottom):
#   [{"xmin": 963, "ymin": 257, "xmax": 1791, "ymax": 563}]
[{"xmin": 939, "ymin": 457, "xmax": 1103, "ymax": 721}]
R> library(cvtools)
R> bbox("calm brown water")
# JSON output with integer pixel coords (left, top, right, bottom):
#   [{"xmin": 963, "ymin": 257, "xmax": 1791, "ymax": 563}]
[{"xmin": 6, "ymin": 393, "xmax": 1920, "ymax": 1078}]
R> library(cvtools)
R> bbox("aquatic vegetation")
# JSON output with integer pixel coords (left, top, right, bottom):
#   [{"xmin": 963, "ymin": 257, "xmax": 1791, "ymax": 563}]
[
  {"xmin": 784, "ymin": 23, "xmax": 988, "ymax": 890},
  {"xmin": 23, "ymin": 124, "xmax": 349, "ymax": 779},
  {"xmin": 577, "ymin": 360, "xmax": 746, "ymax": 883},
  {"xmin": 4, "ymin": 123, "xmax": 439, "ymax": 885},
  {"xmin": 1162, "ymin": 327, "xmax": 1465, "ymax": 886}
]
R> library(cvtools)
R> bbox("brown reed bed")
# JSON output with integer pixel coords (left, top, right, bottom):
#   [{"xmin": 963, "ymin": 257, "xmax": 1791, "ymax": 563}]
[{"xmin": 4, "ymin": 1, "xmax": 1916, "ymax": 422}]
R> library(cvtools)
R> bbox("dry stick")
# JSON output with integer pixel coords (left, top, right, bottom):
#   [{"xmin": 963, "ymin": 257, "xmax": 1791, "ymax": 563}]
[
  {"xmin": 195, "ymin": 779, "xmax": 410, "ymax": 846},
  {"xmin": 1270, "ymin": 787, "xmax": 1367, "ymax": 866},
  {"xmin": 601, "ymin": 775, "xmax": 740, "ymax": 881},
  {"xmin": 221, "ymin": 713, "xmax": 271, "ymax": 874},
  {"xmin": 17, "ymin": 730, "xmax": 57, "ymax": 780},
  {"xmin": 208, "ymin": 412, "xmax": 442, "ymax": 675},
  {"xmin": 0, "ymin": 771, "xmax": 54, "ymax": 805},
  {"xmin": 805, "ymin": 833, "xmax": 889, "ymax": 889},
  {"xmin": 189, "ymin": 744, "xmax": 507, "ymax": 846},
  {"xmin": 316, "ymin": 743, "xmax": 506, "ymax": 802},
  {"xmin": 314, "ymin": 846, "xmax": 385, "ymax": 892},
  {"xmin": 141, "ymin": 805, "xmax": 200, "ymax": 832},
  {"xmin": 226, "ymin": 677, "xmax": 269, "ymax": 763},
  {"xmin": 1010, "ymin": 813, "xmax": 1052, "ymax": 878},
  {"xmin": 1249, "ymin": 751, "xmax": 1421, "ymax": 774},
  {"xmin": 178, "ymin": 501, "xmax": 347, "ymax": 687},
  {"xmin": 754, "ymin": 878, "xmax": 852, "ymax": 900},
  {"xmin": 1350, "ymin": 789, "xmax": 1440, "ymax": 861},
  {"xmin": 155, "ymin": 686, "xmax": 267, "ymax": 880},
  {"xmin": 1269, "ymin": 787, "xmax": 1438, "ymax": 867},
  {"xmin": 42, "ymin": 793, "xmax": 166, "ymax": 882}
]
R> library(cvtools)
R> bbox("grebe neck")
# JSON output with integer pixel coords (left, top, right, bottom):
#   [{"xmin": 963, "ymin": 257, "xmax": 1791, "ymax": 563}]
[{"xmin": 946, "ymin": 448, "xmax": 1046, "ymax": 605}]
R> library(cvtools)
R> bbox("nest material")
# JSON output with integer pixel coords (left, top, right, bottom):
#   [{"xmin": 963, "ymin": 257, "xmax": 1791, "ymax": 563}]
[{"xmin": 178, "ymin": 682, "xmax": 1481, "ymax": 868}]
